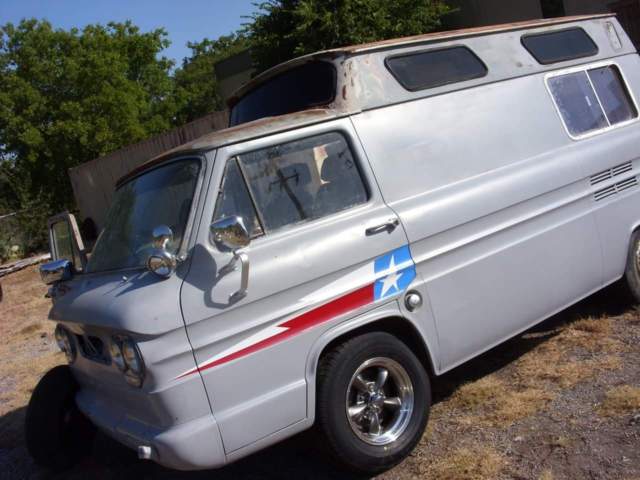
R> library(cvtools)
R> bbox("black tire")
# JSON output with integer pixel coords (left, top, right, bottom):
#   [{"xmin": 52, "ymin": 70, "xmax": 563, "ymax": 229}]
[
  {"xmin": 316, "ymin": 332, "xmax": 431, "ymax": 474},
  {"xmin": 624, "ymin": 230, "xmax": 640, "ymax": 303},
  {"xmin": 25, "ymin": 365, "xmax": 96, "ymax": 470}
]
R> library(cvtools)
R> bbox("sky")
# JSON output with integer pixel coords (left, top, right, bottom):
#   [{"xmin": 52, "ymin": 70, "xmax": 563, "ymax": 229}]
[{"xmin": 0, "ymin": 0, "xmax": 258, "ymax": 65}]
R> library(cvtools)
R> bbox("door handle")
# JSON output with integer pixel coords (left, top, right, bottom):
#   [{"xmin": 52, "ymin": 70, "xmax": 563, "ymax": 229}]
[{"xmin": 365, "ymin": 218, "xmax": 399, "ymax": 236}]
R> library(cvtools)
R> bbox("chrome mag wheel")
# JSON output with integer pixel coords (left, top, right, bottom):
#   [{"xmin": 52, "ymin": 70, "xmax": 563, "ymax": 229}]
[{"xmin": 345, "ymin": 357, "xmax": 414, "ymax": 446}]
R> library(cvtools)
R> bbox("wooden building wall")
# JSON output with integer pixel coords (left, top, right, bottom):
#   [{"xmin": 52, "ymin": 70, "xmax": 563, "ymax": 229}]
[{"xmin": 68, "ymin": 110, "xmax": 228, "ymax": 231}]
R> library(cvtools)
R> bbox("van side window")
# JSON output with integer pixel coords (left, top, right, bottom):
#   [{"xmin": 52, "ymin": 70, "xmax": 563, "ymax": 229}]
[
  {"xmin": 588, "ymin": 66, "xmax": 638, "ymax": 125},
  {"xmin": 385, "ymin": 46, "xmax": 487, "ymax": 91},
  {"xmin": 237, "ymin": 132, "xmax": 368, "ymax": 232},
  {"xmin": 547, "ymin": 65, "xmax": 638, "ymax": 138},
  {"xmin": 213, "ymin": 159, "xmax": 263, "ymax": 237},
  {"xmin": 522, "ymin": 28, "xmax": 598, "ymax": 65}
]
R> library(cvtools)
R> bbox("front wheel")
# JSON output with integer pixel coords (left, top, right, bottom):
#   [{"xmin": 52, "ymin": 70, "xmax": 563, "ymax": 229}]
[
  {"xmin": 25, "ymin": 365, "xmax": 96, "ymax": 470},
  {"xmin": 316, "ymin": 332, "xmax": 431, "ymax": 474}
]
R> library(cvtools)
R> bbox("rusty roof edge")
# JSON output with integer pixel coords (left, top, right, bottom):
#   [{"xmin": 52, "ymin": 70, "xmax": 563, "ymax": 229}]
[
  {"xmin": 343, "ymin": 14, "xmax": 616, "ymax": 53},
  {"xmin": 228, "ymin": 14, "xmax": 616, "ymax": 105},
  {"xmin": 115, "ymin": 108, "xmax": 343, "ymax": 187}
]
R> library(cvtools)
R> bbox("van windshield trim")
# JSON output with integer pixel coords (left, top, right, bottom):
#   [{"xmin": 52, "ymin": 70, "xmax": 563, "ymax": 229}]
[{"xmin": 84, "ymin": 155, "xmax": 206, "ymax": 274}]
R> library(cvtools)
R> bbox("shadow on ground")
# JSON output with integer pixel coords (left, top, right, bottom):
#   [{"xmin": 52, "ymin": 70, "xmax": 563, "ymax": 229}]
[{"xmin": 1, "ymin": 283, "xmax": 634, "ymax": 480}]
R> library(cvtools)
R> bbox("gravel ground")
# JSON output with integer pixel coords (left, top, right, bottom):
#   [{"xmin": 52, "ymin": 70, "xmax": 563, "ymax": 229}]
[{"xmin": 0, "ymin": 265, "xmax": 639, "ymax": 480}]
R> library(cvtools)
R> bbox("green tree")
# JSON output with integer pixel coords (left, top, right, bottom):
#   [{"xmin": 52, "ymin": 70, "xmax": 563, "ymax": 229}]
[
  {"xmin": 0, "ymin": 19, "xmax": 178, "ymax": 253},
  {"xmin": 174, "ymin": 34, "xmax": 248, "ymax": 124},
  {"xmin": 246, "ymin": 0, "xmax": 454, "ymax": 72}
]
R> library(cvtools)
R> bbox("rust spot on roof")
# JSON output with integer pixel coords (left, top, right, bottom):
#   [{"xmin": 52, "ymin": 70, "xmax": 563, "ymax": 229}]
[
  {"xmin": 116, "ymin": 109, "xmax": 341, "ymax": 187},
  {"xmin": 230, "ymin": 15, "xmax": 613, "ymax": 108},
  {"xmin": 338, "ymin": 14, "xmax": 615, "ymax": 53}
]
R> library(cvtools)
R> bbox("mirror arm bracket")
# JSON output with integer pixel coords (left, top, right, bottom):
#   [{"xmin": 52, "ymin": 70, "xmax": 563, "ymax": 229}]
[{"xmin": 229, "ymin": 251, "xmax": 249, "ymax": 302}]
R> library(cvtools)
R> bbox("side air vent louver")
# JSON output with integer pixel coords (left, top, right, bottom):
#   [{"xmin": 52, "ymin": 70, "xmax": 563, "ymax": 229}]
[
  {"xmin": 594, "ymin": 176, "xmax": 638, "ymax": 201},
  {"xmin": 590, "ymin": 161, "xmax": 633, "ymax": 186},
  {"xmin": 612, "ymin": 162, "xmax": 633, "ymax": 177},
  {"xmin": 615, "ymin": 176, "xmax": 638, "ymax": 192}
]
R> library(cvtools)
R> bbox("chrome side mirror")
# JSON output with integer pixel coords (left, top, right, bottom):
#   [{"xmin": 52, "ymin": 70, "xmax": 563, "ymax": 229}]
[
  {"xmin": 146, "ymin": 225, "xmax": 177, "ymax": 279},
  {"xmin": 40, "ymin": 259, "xmax": 74, "ymax": 285},
  {"xmin": 210, "ymin": 216, "xmax": 250, "ymax": 251},
  {"xmin": 152, "ymin": 224, "xmax": 173, "ymax": 249},
  {"xmin": 210, "ymin": 216, "xmax": 250, "ymax": 302}
]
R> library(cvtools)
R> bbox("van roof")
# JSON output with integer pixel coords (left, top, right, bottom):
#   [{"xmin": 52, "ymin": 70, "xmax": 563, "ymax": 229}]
[
  {"xmin": 118, "ymin": 13, "xmax": 624, "ymax": 186},
  {"xmin": 230, "ymin": 14, "xmax": 615, "ymax": 103}
]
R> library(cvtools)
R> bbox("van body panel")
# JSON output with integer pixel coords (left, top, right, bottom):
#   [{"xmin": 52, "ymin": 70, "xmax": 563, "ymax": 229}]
[
  {"xmin": 351, "ymin": 61, "xmax": 638, "ymax": 368},
  {"xmin": 180, "ymin": 118, "xmax": 417, "ymax": 453},
  {"xmin": 586, "ymin": 54, "xmax": 640, "ymax": 283},
  {"xmin": 47, "ymin": 268, "xmax": 218, "ymax": 452}
]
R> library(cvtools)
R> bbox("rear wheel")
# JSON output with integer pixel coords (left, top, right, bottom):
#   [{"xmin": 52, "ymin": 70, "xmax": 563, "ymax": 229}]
[
  {"xmin": 25, "ymin": 365, "xmax": 95, "ymax": 470},
  {"xmin": 316, "ymin": 332, "xmax": 430, "ymax": 474},
  {"xmin": 624, "ymin": 230, "xmax": 640, "ymax": 303}
]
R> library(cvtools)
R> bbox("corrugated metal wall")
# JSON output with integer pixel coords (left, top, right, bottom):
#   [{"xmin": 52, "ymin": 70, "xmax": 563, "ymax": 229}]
[{"xmin": 68, "ymin": 110, "xmax": 228, "ymax": 231}]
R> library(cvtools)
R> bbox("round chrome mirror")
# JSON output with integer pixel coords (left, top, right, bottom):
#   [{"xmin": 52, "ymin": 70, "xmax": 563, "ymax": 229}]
[
  {"xmin": 147, "ymin": 225, "xmax": 177, "ymax": 279},
  {"xmin": 210, "ymin": 216, "xmax": 250, "ymax": 251},
  {"xmin": 152, "ymin": 225, "xmax": 174, "ymax": 249},
  {"xmin": 146, "ymin": 250, "xmax": 177, "ymax": 279}
]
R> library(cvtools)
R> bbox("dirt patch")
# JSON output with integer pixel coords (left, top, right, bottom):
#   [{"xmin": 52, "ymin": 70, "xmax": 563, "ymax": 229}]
[
  {"xmin": 419, "ymin": 445, "xmax": 506, "ymax": 480},
  {"xmin": 0, "ymin": 266, "xmax": 639, "ymax": 480}
]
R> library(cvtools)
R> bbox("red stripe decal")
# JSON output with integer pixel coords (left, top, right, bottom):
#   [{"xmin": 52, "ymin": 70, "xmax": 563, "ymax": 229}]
[{"xmin": 190, "ymin": 284, "xmax": 374, "ymax": 376}]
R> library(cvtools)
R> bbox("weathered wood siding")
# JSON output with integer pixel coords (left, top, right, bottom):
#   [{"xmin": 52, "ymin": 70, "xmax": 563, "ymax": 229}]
[{"xmin": 68, "ymin": 110, "xmax": 228, "ymax": 230}]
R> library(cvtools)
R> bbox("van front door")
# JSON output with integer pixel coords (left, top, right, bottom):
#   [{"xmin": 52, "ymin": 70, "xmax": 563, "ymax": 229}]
[{"xmin": 180, "ymin": 119, "xmax": 412, "ymax": 454}]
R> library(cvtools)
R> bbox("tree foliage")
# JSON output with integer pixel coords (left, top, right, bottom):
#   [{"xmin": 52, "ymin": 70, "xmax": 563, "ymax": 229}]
[
  {"xmin": 0, "ymin": 4, "xmax": 455, "ymax": 256},
  {"xmin": 174, "ymin": 34, "xmax": 248, "ymax": 124},
  {"xmin": 246, "ymin": 0, "xmax": 453, "ymax": 72},
  {"xmin": 0, "ymin": 19, "xmax": 177, "ymax": 220}
]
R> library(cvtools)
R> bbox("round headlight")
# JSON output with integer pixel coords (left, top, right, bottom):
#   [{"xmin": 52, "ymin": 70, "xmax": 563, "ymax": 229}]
[
  {"xmin": 54, "ymin": 325, "xmax": 76, "ymax": 363},
  {"xmin": 109, "ymin": 338, "xmax": 127, "ymax": 371},
  {"xmin": 122, "ymin": 339, "xmax": 143, "ymax": 375}
]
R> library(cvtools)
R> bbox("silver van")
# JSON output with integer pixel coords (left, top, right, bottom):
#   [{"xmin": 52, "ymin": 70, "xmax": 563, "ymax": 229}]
[{"xmin": 26, "ymin": 14, "xmax": 640, "ymax": 474}]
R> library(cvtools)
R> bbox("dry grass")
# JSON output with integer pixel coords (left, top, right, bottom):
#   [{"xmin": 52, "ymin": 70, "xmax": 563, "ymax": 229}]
[
  {"xmin": 18, "ymin": 322, "xmax": 44, "ymax": 337},
  {"xmin": 0, "ymin": 265, "xmax": 62, "ymax": 452},
  {"xmin": 449, "ymin": 376, "xmax": 555, "ymax": 427},
  {"xmin": 539, "ymin": 469, "xmax": 555, "ymax": 480},
  {"xmin": 515, "ymin": 345, "xmax": 621, "ymax": 389},
  {"xmin": 570, "ymin": 316, "xmax": 611, "ymax": 334},
  {"xmin": 446, "ymin": 311, "xmax": 627, "ymax": 430},
  {"xmin": 513, "ymin": 314, "xmax": 623, "ymax": 391},
  {"xmin": 598, "ymin": 385, "xmax": 640, "ymax": 417},
  {"xmin": 556, "ymin": 315, "xmax": 627, "ymax": 354},
  {"xmin": 422, "ymin": 446, "xmax": 506, "ymax": 480}
]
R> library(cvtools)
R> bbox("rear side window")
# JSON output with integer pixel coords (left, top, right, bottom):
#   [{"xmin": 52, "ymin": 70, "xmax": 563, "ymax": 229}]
[
  {"xmin": 547, "ymin": 64, "xmax": 638, "ymax": 138},
  {"xmin": 588, "ymin": 66, "xmax": 638, "ymax": 125},
  {"xmin": 386, "ymin": 46, "xmax": 488, "ymax": 91},
  {"xmin": 229, "ymin": 62, "xmax": 336, "ymax": 126},
  {"xmin": 522, "ymin": 28, "xmax": 598, "ymax": 65}
]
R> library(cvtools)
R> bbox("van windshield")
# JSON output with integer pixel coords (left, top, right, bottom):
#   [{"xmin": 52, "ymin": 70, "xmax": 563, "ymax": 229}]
[
  {"xmin": 85, "ymin": 159, "xmax": 201, "ymax": 273},
  {"xmin": 229, "ymin": 61, "xmax": 336, "ymax": 126}
]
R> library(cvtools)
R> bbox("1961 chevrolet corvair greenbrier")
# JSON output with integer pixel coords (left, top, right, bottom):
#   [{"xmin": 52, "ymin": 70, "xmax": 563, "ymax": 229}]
[{"xmin": 25, "ymin": 14, "xmax": 640, "ymax": 474}]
